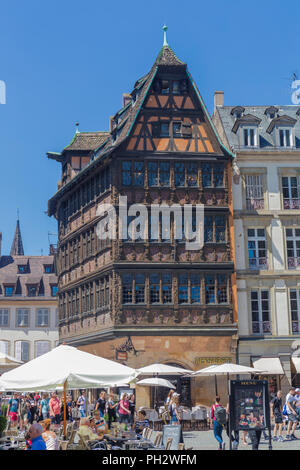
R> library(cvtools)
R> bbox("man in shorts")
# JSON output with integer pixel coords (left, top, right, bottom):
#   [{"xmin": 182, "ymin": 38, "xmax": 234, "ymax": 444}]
[
  {"xmin": 294, "ymin": 388, "xmax": 300, "ymax": 419},
  {"xmin": 285, "ymin": 387, "xmax": 298, "ymax": 440},
  {"xmin": 270, "ymin": 390, "xmax": 284, "ymax": 442},
  {"xmin": 7, "ymin": 392, "xmax": 20, "ymax": 427}
]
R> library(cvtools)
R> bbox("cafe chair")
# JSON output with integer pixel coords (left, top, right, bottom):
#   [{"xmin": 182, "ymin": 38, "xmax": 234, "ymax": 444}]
[
  {"xmin": 165, "ymin": 437, "xmax": 173, "ymax": 450},
  {"xmin": 59, "ymin": 440, "xmax": 68, "ymax": 450},
  {"xmin": 153, "ymin": 431, "xmax": 163, "ymax": 448}
]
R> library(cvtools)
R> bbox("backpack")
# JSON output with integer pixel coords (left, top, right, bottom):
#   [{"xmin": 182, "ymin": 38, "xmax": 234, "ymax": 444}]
[
  {"xmin": 282, "ymin": 404, "xmax": 287, "ymax": 416},
  {"xmin": 213, "ymin": 405, "xmax": 227, "ymax": 426}
]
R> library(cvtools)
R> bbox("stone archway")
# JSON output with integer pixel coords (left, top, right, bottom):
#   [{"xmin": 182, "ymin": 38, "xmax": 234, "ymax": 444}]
[{"xmin": 153, "ymin": 362, "xmax": 192, "ymax": 408}]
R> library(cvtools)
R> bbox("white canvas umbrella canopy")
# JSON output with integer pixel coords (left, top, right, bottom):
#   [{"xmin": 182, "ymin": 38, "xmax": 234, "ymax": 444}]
[
  {"xmin": 0, "ymin": 352, "xmax": 23, "ymax": 367},
  {"xmin": 137, "ymin": 378, "xmax": 176, "ymax": 389},
  {"xmin": 192, "ymin": 363, "xmax": 265, "ymax": 395},
  {"xmin": 137, "ymin": 363, "xmax": 193, "ymax": 376},
  {"xmin": 1, "ymin": 344, "xmax": 137, "ymax": 391}
]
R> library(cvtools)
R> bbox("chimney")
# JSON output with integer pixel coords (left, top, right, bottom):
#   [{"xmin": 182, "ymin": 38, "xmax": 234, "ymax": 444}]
[
  {"xmin": 109, "ymin": 116, "xmax": 115, "ymax": 132},
  {"xmin": 122, "ymin": 93, "xmax": 131, "ymax": 108},
  {"xmin": 214, "ymin": 91, "xmax": 224, "ymax": 111}
]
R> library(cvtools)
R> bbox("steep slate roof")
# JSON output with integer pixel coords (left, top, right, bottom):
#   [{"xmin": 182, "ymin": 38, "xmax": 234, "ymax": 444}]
[
  {"xmin": 0, "ymin": 255, "xmax": 57, "ymax": 299},
  {"xmin": 10, "ymin": 220, "xmax": 24, "ymax": 256},
  {"xmin": 216, "ymin": 105, "xmax": 300, "ymax": 150},
  {"xmin": 63, "ymin": 131, "xmax": 110, "ymax": 152},
  {"xmin": 48, "ymin": 44, "xmax": 233, "ymax": 215}
]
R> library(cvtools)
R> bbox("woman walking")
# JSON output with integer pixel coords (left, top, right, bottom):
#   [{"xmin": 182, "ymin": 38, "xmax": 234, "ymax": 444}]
[
  {"xmin": 107, "ymin": 392, "xmax": 118, "ymax": 429},
  {"xmin": 169, "ymin": 393, "xmax": 181, "ymax": 425},
  {"xmin": 128, "ymin": 394, "xmax": 135, "ymax": 429},
  {"xmin": 96, "ymin": 391, "xmax": 107, "ymax": 418},
  {"xmin": 40, "ymin": 394, "xmax": 50, "ymax": 421},
  {"xmin": 118, "ymin": 393, "xmax": 131, "ymax": 424}
]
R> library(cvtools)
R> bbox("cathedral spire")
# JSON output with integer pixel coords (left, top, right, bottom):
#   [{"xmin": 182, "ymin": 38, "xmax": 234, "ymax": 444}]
[{"xmin": 10, "ymin": 218, "xmax": 24, "ymax": 256}]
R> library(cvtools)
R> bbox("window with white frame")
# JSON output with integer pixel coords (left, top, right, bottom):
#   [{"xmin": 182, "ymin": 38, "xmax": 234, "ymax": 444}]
[
  {"xmin": 245, "ymin": 175, "xmax": 264, "ymax": 210},
  {"xmin": 282, "ymin": 177, "xmax": 300, "ymax": 209},
  {"xmin": 243, "ymin": 127, "xmax": 258, "ymax": 147},
  {"xmin": 0, "ymin": 309, "xmax": 9, "ymax": 327},
  {"xmin": 16, "ymin": 309, "xmax": 29, "ymax": 327},
  {"xmin": 251, "ymin": 290, "xmax": 271, "ymax": 335},
  {"xmin": 247, "ymin": 229, "xmax": 267, "ymax": 269},
  {"xmin": 36, "ymin": 308, "xmax": 49, "ymax": 327},
  {"xmin": 0, "ymin": 340, "xmax": 9, "ymax": 355},
  {"xmin": 286, "ymin": 228, "xmax": 300, "ymax": 269},
  {"xmin": 35, "ymin": 341, "xmax": 50, "ymax": 358},
  {"xmin": 15, "ymin": 341, "xmax": 29, "ymax": 362},
  {"xmin": 279, "ymin": 128, "xmax": 292, "ymax": 147},
  {"xmin": 289, "ymin": 290, "xmax": 300, "ymax": 334}
]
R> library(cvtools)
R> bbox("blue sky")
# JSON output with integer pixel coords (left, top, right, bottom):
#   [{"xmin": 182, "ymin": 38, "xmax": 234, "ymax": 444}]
[{"xmin": 0, "ymin": 0, "xmax": 299, "ymax": 255}]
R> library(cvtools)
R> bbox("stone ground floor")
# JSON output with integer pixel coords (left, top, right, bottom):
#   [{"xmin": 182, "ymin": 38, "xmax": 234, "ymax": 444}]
[
  {"xmin": 77, "ymin": 332, "xmax": 237, "ymax": 407},
  {"xmin": 183, "ymin": 429, "xmax": 300, "ymax": 450}
]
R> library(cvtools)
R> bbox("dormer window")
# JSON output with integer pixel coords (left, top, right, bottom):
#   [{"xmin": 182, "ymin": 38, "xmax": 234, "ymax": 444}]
[
  {"xmin": 18, "ymin": 265, "xmax": 27, "ymax": 274},
  {"xmin": 243, "ymin": 127, "xmax": 257, "ymax": 147},
  {"xmin": 230, "ymin": 106, "xmax": 245, "ymax": 119},
  {"xmin": 161, "ymin": 80, "xmax": 170, "ymax": 95},
  {"xmin": 279, "ymin": 128, "xmax": 292, "ymax": 147}
]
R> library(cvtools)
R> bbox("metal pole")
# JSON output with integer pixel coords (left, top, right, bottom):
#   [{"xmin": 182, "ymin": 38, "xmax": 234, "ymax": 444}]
[
  {"xmin": 63, "ymin": 381, "xmax": 67, "ymax": 440},
  {"xmin": 215, "ymin": 375, "xmax": 218, "ymax": 396},
  {"xmin": 228, "ymin": 376, "xmax": 232, "ymax": 450}
]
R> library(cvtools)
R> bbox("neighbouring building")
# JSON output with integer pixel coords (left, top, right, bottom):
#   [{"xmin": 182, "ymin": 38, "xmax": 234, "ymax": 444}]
[
  {"xmin": 0, "ymin": 220, "xmax": 59, "ymax": 371},
  {"xmin": 48, "ymin": 32, "xmax": 238, "ymax": 406},
  {"xmin": 213, "ymin": 94, "xmax": 300, "ymax": 395}
]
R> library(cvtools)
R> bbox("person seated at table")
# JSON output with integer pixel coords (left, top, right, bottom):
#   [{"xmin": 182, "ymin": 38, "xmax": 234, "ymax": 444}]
[
  {"xmin": 27, "ymin": 423, "xmax": 47, "ymax": 450},
  {"xmin": 40, "ymin": 419, "xmax": 59, "ymax": 450},
  {"xmin": 92, "ymin": 410, "xmax": 108, "ymax": 434},
  {"xmin": 134, "ymin": 409, "xmax": 149, "ymax": 437},
  {"xmin": 77, "ymin": 417, "xmax": 100, "ymax": 441}
]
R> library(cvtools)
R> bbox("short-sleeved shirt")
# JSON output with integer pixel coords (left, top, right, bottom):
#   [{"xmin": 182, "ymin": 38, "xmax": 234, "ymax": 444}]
[
  {"xmin": 286, "ymin": 394, "xmax": 296, "ymax": 414},
  {"xmin": 78, "ymin": 395, "xmax": 86, "ymax": 411},
  {"xmin": 272, "ymin": 397, "xmax": 282, "ymax": 413},
  {"xmin": 41, "ymin": 398, "xmax": 49, "ymax": 414},
  {"xmin": 135, "ymin": 419, "xmax": 149, "ymax": 434},
  {"xmin": 97, "ymin": 398, "xmax": 106, "ymax": 414},
  {"xmin": 8, "ymin": 398, "xmax": 19, "ymax": 413},
  {"xmin": 29, "ymin": 435, "xmax": 47, "ymax": 450},
  {"xmin": 119, "ymin": 399, "xmax": 129, "ymax": 415},
  {"xmin": 49, "ymin": 397, "xmax": 60, "ymax": 415}
]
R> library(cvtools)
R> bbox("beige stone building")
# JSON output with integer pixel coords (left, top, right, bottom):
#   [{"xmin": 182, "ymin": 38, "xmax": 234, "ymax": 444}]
[
  {"xmin": 213, "ymin": 94, "xmax": 300, "ymax": 395},
  {"xmin": 0, "ymin": 221, "xmax": 59, "ymax": 372}
]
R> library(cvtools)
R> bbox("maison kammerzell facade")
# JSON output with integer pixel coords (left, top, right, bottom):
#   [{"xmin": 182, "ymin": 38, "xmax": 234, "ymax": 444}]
[{"xmin": 48, "ymin": 35, "xmax": 238, "ymax": 406}]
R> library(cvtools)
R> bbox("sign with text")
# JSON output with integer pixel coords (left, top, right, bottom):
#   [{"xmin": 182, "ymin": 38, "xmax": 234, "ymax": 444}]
[
  {"xmin": 229, "ymin": 380, "xmax": 271, "ymax": 432},
  {"xmin": 193, "ymin": 356, "xmax": 232, "ymax": 366}
]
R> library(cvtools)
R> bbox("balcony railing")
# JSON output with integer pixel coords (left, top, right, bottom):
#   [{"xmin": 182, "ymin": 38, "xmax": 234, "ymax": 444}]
[
  {"xmin": 249, "ymin": 257, "xmax": 268, "ymax": 270},
  {"xmin": 246, "ymin": 198, "xmax": 264, "ymax": 210},
  {"xmin": 287, "ymin": 257, "xmax": 300, "ymax": 269},
  {"xmin": 292, "ymin": 321, "xmax": 300, "ymax": 334},
  {"xmin": 283, "ymin": 198, "xmax": 300, "ymax": 210},
  {"xmin": 252, "ymin": 321, "xmax": 272, "ymax": 335}
]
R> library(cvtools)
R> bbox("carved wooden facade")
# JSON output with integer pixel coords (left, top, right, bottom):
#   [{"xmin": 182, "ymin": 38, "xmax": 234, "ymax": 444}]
[{"xmin": 48, "ymin": 44, "xmax": 237, "ymax": 348}]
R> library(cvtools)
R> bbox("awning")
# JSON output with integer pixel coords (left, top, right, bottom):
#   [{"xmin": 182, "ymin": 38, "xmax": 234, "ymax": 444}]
[
  {"xmin": 252, "ymin": 357, "xmax": 284, "ymax": 375},
  {"xmin": 291, "ymin": 356, "xmax": 300, "ymax": 374}
]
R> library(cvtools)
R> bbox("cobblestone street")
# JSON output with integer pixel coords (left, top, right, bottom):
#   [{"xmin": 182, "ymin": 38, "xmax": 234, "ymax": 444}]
[{"xmin": 183, "ymin": 430, "xmax": 300, "ymax": 450}]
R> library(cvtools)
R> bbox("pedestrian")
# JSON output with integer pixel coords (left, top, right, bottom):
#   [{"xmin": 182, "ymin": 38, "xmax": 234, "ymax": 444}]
[
  {"xmin": 67, "ymin": 394, "xmax": 73, "ymax": 422},
  {"xmin": 95, "ymin": 391, "xmax": 107, "ymax": 418},
  {"xmin": 40, "ymin": 393, "xmax": 50, "ymax": 421},
  {"xmin": 19, "ymin": 394, "xmax": 29, "ymax": 430},
  {"xmin": 128, "ymin": 394, "xmax": 135, "ymax": 428},
  {"xmin": 210, "ymin": 396, "xmax": 226, "ymax": 450},
  {"xmin": 60, "ymin": 395, "xmax": 70, "ymax": 421},
  {"xmin": 285, "ymin": 387, "xmax": 298, "ymax": 440},
  {"xmin": 49, "ymin": 392, "xmax": 61, "ymax": 425},
  {"xmin": 248, "ymin": 428, "xmax": 262, "ymax": 450},
  {"xmin": 7, "ymin": 392, "xmax": 20, "ymax": 428},
  {"xmin": 169, "ymin": 393, "xmax": 181, "ymax": 425},
  {"xmin": 270, "ymin": 390, "xmax": 284, "ymax": 442},
  {"xmin": 118, "ymin": 393, "xmax": 131, "ymax": 424},
  {"xmin": 295, "ymin": 388, "xmax": 300, "ymax": 419},
  {"xmin": 77, "ymin": 390, "xmax": 87, "ymax": 418},
  {"xmin": 28, "ymin": 393, "xmax": 37, "ymax": 424},
  {"xmin": 107, "ymin": 392, "xmax": 118, "ymax": 429}
]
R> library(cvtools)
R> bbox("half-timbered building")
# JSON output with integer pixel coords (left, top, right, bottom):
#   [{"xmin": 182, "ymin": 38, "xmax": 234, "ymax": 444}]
[{"xmin": 48, "ymin": 34, "xmax": 238, "ymax": 406}]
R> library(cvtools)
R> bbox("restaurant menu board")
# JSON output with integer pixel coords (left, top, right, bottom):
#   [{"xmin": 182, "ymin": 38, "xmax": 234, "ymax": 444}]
[
  {"xmin": 229, "ymin": 380, "xmax": 270, "ymax": 432},
  {"xmin": 162, "ymin": 425, "xmax": 183, "ymax": 450}
]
